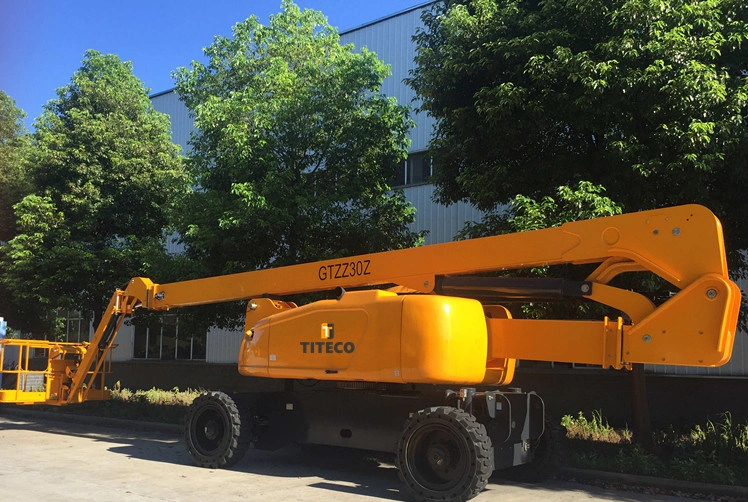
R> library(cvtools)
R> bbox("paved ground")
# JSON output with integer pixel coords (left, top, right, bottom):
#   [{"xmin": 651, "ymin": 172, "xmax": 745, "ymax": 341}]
[{"xmin": 0, "ymin": 413, "xmax": 731, "ymax": 502}]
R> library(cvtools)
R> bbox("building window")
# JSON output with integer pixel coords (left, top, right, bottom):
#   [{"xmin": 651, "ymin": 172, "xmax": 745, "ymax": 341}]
[
  {"xmin": 132, "ymin": 315, "xmax": 206, "ymax": 361},
  {"xmin": 393, "ymin": 151, "xmax": 432, "ymax": 187},
  {"xmin": 59, "ymin": 310, "xmax": 90, "ymax": 343}
]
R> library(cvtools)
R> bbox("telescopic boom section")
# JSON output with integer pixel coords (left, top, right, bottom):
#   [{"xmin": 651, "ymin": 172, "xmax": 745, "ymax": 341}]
[
  {"xmin": 146, "ymin": 204, "xmax": 731, "ymax": 308},
  {"xmin": 0, "ymin": 204, "xmax": 740, "ymax": 405}
]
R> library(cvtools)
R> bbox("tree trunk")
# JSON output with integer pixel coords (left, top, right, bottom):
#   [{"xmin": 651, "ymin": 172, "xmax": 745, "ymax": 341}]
[{"xmin": 630, "ymin": 363, "xmax": 654, "ymax": 450}]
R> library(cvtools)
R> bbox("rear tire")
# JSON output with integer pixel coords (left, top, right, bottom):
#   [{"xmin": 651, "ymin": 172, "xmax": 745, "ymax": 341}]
[
  {"xmin": 184, "ymin": 391, "xmax": 251, "ymax": 468},
  {"xmin": 396, "ymin": 406, "xmax": 493, "ymax": 502}
]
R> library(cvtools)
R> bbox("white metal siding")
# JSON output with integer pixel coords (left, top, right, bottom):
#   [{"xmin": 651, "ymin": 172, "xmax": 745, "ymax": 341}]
[
  {"xmin": 82, "ymin": 317, "xmax": 131, "ymax": 362},
  {"xmin": 150, "ymin": 92, "xmax": 192, "ymax": 255},
  {"xmin": 110, "ymin": 322, "xmax": 135, "ymax": 362},
  {"xmin": 150, "ymin": 90, "xmax": 194, "ymax": 153},
  {"xmin": 340, "ymin": 6, "xmax": 435, "ymax": 153},
  {"xmin": 402, "ymin": 184, "xmax": 484, "ymax": 245},
  {"xmin": 340, "ymin": 5, "xmax": 483, "ymax": 246},
  {"xmin": 206, "ymin": 326, "xmax": 244, "ymax": 364}
]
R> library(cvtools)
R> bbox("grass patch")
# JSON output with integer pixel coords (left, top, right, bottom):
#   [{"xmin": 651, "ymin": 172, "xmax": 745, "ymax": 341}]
[
  {"xmin": 560, "ymin": 411, "xmax": 748, "ymax": 486},
  {"xmin": 562, "ymin": 410, "xmax": 632, "ymax": 443},
  {"xmin": 110, "ymin": 386, "xmax": 202, "ymax": 407},
  {"xmin": 98, "ymin": 386, "xmax": 203, "ymax": 423},
  {"xmin": 26, "ymin": 386, "xmax": 203, "ymax": 424}
]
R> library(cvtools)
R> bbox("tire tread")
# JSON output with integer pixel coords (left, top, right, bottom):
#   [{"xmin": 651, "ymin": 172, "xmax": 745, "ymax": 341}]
[
  {"xmin": 396, "ymin": 406, "xmax": 493, "ymax": 502},
  {"xmin": 184, "ymin": 390, "xmax": 251, "ymax": 468}
]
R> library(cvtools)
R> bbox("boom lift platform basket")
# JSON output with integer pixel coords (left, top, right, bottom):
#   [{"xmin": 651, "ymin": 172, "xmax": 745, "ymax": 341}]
[{"xmin": 0, "ymin": 339, "xmax": 112, "ymax": 404}]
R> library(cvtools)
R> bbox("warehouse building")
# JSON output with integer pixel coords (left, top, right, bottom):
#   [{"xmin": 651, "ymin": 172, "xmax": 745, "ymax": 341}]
[{"xmin": 56, "ymin": 3, "xmax": 745, "ymax": 422}]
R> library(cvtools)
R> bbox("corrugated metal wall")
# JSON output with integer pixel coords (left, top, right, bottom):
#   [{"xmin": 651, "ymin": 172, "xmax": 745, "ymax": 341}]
[
  {"xmin": 403, "ymin": 184, "xmax": 484, "ymax": 245},
  {"xmin": 110, "ymin": 323, "xmax": 134, "ymax": 362},
  {"xmin": 206, "ymin": 326, "xmax": 244, "ymax": 364},
  {"xmin": 150, "ymin": 90, "xmax": 194, "ymax": 152},
  {"xmin": 340, "ymin": 5, "xmax": 484, "ymax": 244},
  {"xmin": 150, "ymin": 92, "xmax": 192, "ymax": 256},
  {"xmin": 340, "ymin": 5, "xmax": 434, "ymax": 153}
]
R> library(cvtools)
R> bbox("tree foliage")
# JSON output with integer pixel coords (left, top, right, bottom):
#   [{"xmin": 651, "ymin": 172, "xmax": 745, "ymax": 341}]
[
  {"xmin": 173, "ymin": 0, "xmax": 421, "ymax": 280},
  {"xmin": 459, "ymin": 182, "xmax": 626, "ymax": 320},
  {"xmin": 0, "ymin": 90, "xmax": 30, "ymax": 244},
  {"xmin": 410, "ymin": 0, "xmax": 748, "ymax": 268},
  {"xmin": 0, "ymin": 91, "xmax": 32, "ymax": 330},
  {"xmin": 458, "ymin": 181, "xmax": 622, "ymax": 239},
  {"xmin": 1, "ymin": 51, "xmax": 188, "ymax": 334}
]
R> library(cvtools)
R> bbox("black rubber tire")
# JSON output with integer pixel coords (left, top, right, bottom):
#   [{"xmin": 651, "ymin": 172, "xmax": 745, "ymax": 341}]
[
  {"xmin": 184, "ymin": 391, "xmax": 251, "ymax": 468},
  {"xmin": 396, "ymin": 406, "xmax": 494, "ymax": 502}
]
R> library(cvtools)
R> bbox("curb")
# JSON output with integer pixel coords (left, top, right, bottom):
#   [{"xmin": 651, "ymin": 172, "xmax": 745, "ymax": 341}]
[
  {"xmin": 0, "ymin": 404, "xmax": 182, "ymax": 435},
  {"xmin": 558, "ymin": 466, "xmax": 748, "ymax": 500}
]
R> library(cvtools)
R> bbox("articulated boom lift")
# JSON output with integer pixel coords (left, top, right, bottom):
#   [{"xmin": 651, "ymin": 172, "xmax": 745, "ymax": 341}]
[{"xmin": 0, "ymin": 204, "xmax": 741, "ymax": 502}]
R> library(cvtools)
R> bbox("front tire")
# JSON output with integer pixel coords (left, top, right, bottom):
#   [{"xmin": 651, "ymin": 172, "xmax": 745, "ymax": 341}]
[
  {"xmin": 396, "ymin": 406, "xmax": 494, "ymax": 502},
  {"xmin": 184, "ymin": 391, "xmax": 251, "ymax": 468}
]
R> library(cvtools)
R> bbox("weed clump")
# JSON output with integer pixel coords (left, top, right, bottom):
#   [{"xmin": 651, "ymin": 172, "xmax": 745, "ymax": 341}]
[
  {"xmin": 111, "ymin": 386, "xmax": 201, "ymax": 406},
  {"xmin": 561, "ymin": 411, "xmax": 748, "ymax": 486},
  {"xmin": 561, "ymin": 410, "xmax": 632, "ymax": 444}
]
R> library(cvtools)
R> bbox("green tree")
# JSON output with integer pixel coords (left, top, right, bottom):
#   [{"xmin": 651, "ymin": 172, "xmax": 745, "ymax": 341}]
[
  {"xmin": 0, "ymin": 91, "xmax": 32, "ymax": 329},
  {"xmin": 0, "ymin": 91, "xmax": 31, "ymax": 244},
  {"xmin": 173, "ymin": 0, "xmax": 421, "ymax": 283},
  {"xmin": 1, "ymin": 51, "xmax": 188, "ymax": 335},
  {"xmin": 459, "ymin": 181, "xmax": 625, "ymax": 320},
  {"xmin": 410, "ymin": 0, "xmax": 748, "ymax": 270},
  {"xmin": 458, "ymin": 181, "xmax": 622, "ymax": 240}
]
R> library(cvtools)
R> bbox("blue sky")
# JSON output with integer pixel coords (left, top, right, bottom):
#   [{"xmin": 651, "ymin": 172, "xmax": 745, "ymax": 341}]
[{"xmin": 0, "ymin": 1, "xmax": 427, "ymax": 129}]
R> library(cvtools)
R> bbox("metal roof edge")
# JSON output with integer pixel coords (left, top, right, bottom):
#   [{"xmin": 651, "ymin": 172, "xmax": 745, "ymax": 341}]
[
  {"xmin": 340, "ymin": 1, "xmax": 436, "ymax": 35},
  {"xmin": 149, "ymin": 88, "xmax": 177, "ymax": 99}
]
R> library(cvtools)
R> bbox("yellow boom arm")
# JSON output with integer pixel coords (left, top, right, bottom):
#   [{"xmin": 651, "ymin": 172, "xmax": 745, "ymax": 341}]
[{"xmin": 0, "ymin": 204, "xmax": 740, "ymax": 404}]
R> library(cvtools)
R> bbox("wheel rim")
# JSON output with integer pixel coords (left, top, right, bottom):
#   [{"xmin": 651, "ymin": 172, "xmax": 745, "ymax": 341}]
[
  {"xmin": 405, "ymin": 422, "xmax": 470, "ymax": 492},
  {"xmin": 192, "ymin": 406, "xmax": 228, "ymax": 456}
]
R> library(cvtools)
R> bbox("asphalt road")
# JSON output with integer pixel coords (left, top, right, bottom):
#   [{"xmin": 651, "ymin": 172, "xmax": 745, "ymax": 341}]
[{"xmin": 0, "ymin": 413, "xmax": 727, "ymax": 502}]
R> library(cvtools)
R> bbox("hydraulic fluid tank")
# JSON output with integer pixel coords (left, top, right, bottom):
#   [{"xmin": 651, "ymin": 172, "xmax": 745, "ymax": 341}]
[{"xmin": 238, "ymin": 290, "xmax": 488, "ymax": 384}]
